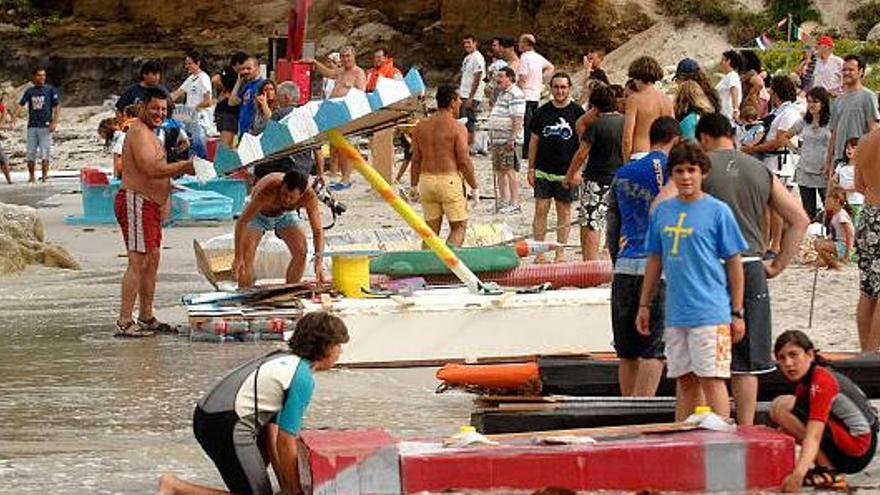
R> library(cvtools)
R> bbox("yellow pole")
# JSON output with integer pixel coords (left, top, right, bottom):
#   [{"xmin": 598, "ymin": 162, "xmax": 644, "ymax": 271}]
[{"xmin": 327, "ymin": 130, "xmax": 484, "ymax": 294}]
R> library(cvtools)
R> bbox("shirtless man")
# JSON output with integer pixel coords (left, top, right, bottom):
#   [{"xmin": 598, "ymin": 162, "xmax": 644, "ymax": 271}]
[
  {"xmin": 305, "ymin": 46, "xmax": 367, "ymax": 190},
  {"xmin": 410, "ymin": 85, "xmax": 479, "ymax": 246},
  {"xmin": 622, "ymin": 56, "xmax": 674, "ymax": 160},
  {"xmin": 115, "ymin": 88, "xmax": 194, "ymax": 337},
  {"xmin": 233, "ymin": 170, "xmax": 325, "ymax": 288}
]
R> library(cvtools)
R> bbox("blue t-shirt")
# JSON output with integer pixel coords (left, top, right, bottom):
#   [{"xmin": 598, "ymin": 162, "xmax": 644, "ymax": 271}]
[
  {"xmin": 645, "ymin": 195, "xmax": 748, "ymax": 328},
  {"xmin": 237, "ymin": 78, "xmax": 264, "ymax": 136},
  {"xmin": 613, "ymin": 150, "xmax": 668, "ymax": 261},
  {"xmin": 19, "ymin": 85, "xmax": 60, "ymax": 128},
  {"xmin": 276, "ymin": 359, "xmax": 315, "ymax": 434}
]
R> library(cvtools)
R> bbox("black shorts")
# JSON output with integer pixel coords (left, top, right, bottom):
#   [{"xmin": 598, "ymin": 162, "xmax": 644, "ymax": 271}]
[
  {"xmin": 193, "ymin": 406, "xmax": 272, "ymax": 495},
  {"xmin": 732, "ymin": 261, "xmax": 775, "ymax": 374},
  {"xmin": 460, "ymin": 99, "xmax": 480, "ymax": 133},
  {"xmin": 534, "ymin": 177, "xmax": 576, "ymax": 203},
  {"xmin": 214, "ymin": 100, "xmax": 240, "ymax": 134},
  {"xmin": 611, "ymin": 274, "xmax": 665, "ymax": 359},
  {"xmin": 793, "ymin": 405, "xmax": 878, "ymax": 474}
]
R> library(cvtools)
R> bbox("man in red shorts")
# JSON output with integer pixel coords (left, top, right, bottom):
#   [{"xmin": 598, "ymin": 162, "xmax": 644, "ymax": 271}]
[{"xmin": 115, "ymin": 88, "xmax": 194, "ymax": 337}]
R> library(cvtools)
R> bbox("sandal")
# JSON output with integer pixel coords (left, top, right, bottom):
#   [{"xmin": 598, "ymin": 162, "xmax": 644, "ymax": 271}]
[
  {"xmin": 137, "ymin": 316, "xmax": 175, "ymax": 334},
  {"xmin": 803, "ymin": 466, "xmax": 847, "ymax": 490},
  {"xmin": 115, "ymin": 319, "xmax": 155, "ymax": 338}
]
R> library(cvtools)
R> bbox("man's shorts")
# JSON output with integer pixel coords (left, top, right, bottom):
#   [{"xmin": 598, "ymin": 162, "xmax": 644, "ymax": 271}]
[
  {"xmin": 460, "ymin": 99, "xmax": 480, "ymax": 133},
  {"xmin": 665, "ymin": 324, "xmax": 732, "ymax": 379},
  {"xmin": 534, "ymin": 176, "xmax": 576, "ymax": 203},
  {"xmin": 193, "ymin": 406, "xmax": 272, "ymax": 495},
  {"xmin": 732, "ymin": 260, "xmax": 775, "ymax": 374},
  {"xmin": 26, "ymin": 127, "xmax": 52, "ymax": 161},
  {"xmin": 419, "ymin": 173, "xmax": 467, "ymax": 223},
  {"xmin": 612, "ymin": 274, "xmax": 665, "ymax": 359},
  {"xmin": 857, "ymin": 204, "xmax": 880, "ymax": 298},
  {"xmin": 247, "ymin": 211, "xmax": 301, "ymax": 233},
  {"xmin": 0, "ymin": 140, "xmax": 7, "ymax": 164},
  {"xmin": 214, "ymin": 100, "xmax": 240, "ymax": 134},
  {"xmin": 578, "ymin": 180, "xmax": 611, "ymax": 230},
  {"xmin": 491, "ymin": 144, "xmax": 520, "ymax": 172},
  {"xmin": 115, "ymin": 189, "xmax": 162, "ymax": 253}
]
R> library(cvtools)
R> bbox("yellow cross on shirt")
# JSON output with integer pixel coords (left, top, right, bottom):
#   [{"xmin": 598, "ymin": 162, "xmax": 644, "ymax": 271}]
[{"xmin": 663, "ymin": 212, "xmax": 693, "ymax": 255}]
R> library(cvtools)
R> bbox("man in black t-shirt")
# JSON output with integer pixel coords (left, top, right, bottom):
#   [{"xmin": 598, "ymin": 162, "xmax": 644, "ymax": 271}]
[
  {"xmin": 527, "ymin": 72, "xmax": 584, "ymax": 262},
  {"xmin": 115, "ymin": 60, "xmax": 168, "ymax": 119}
]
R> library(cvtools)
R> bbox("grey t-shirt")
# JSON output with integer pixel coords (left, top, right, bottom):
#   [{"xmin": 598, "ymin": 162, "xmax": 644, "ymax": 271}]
[
  {"xmin": 831, "ymin": 87, "xmax": 880, "ymax": 160},
  {"xmin": 790, "ymin": 118, "xmax": 831, "ymax": 188},
  {"xmin": 582, "ymin": 113, "xmax": 625, "ymax": 184},
  {"xmin": 702, "ymin": 149, "xmax": 773, "ymax": 257}
]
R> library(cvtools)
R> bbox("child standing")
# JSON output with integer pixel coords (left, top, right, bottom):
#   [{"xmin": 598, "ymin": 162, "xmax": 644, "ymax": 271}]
[
  {"xmin": 637, "ymin": 142, "xmax": 748, "ymax": 421},
  {"xmin": 833, "ymin": 138, "xmax": 864, "ymax": 224}
]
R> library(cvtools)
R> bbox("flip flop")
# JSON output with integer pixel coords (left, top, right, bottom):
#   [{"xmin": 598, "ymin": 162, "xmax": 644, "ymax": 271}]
[
  {"xmin": 802, "ymin": 466, "xmax": 847, "ymax": 490},
  {"xmin": 137, "ymin": 316, "xmax": 175, "ymax": 334},
  {"xmin": 115, "ymin": 320, "xmax": 155, "ymax": 338}
]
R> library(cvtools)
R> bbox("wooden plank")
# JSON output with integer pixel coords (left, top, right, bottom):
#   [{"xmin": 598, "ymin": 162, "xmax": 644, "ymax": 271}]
[
  {"xmin": 485, "ymin": 422, "xmax": 698, "ymax": 442},
  {"xmin": 369, "ymin": 127, "xmax": 395, "ymax": 182}
]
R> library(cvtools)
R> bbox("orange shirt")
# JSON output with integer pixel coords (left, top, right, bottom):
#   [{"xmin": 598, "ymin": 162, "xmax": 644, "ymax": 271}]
[
  {"xmin": 854, "ymin": 127, "xmax": 880, "ymax": 206},
  {"xmin": 366, "ymin": 58, "xmax": 402, "ymax": 92}
]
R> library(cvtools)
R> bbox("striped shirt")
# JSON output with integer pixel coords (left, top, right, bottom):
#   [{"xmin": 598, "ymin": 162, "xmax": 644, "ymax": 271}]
[{"xmin": 486, "ymin": 85, "xmax": 526, "ymax": 144}]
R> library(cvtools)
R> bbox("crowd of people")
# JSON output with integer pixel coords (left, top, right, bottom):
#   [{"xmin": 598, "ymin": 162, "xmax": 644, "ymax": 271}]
[{"xmin": 3, "ymin": 32, "xmax": 880, "ymax": 494}]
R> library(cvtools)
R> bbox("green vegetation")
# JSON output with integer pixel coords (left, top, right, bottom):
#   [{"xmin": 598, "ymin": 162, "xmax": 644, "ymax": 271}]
[
  {"xmin": 848, "ymin": 1, "xmax": 880, "ymax": 40},
  {"xmin": 24, "ymin": 19, "xmax": 45, "ymax": 37},
  {"xmin": 656, "ymin": 0, "xmax": 821, "ymax": 47}
]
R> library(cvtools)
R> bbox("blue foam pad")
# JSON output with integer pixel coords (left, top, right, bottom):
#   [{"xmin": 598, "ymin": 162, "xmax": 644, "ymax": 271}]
[
  {"xmin": 214, "ymin": 145, "xmax": 242, "ymax": 175},
  {"xmin": 366, "ymin": 91, "xmax": 383, "ymax": 111},
  {"xmin": 404, "ymin": 69, "xmax": 426, "ymax": 96},
  {"xmin": 261, "ymin": 120, "xmax": 295, "ymax": 155},
  {"xmin": 313, "ymin": 100, "xmax": 352, "ymax": 132}
]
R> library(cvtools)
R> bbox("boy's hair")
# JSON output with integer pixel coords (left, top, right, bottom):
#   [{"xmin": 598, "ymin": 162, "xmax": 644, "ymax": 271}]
[
  {"xmin": 740, "ymin": 105, "xmax": 759, "ymax": 121},
  {"xmin": 773, "ymin": 330, "xmax": 816, "ymax": 358},
  {"xmin": 140, "ymin": 59, "xmax": 163, "ymax": 78},
  {"xmin": 627, "ymin": 56, "xmax": 664, "ymax": 84},
  {"xmin": 722, "ymin": 50, "xmax": 744, "ymax": 72},
  {"xmin": 287, "ymin": 312, "xmax": 350, "ymax": 362},
  {"xmin": 845, "ymin": 137, "xmax": 861, "ymax": 150},
  {"xmin": 97, "ymin": 117, "xmax": 116, "ymax": 143},
  {"xmin": 770, "ymin": 75, "xmax": 797, "ymax": 103},
  {"xmin": 435, "ymin": 84, "xmax": 459, "ymax": 109},
  {"xmin": 695, "ymin": 113, "xmax": 735, "ymax": 140},
  {"xmin": 589, "ymin": 84, "xmax": 616, "ymax": 113},
  {"xmin": 649, "ymin": 116, "xmax": 681, "ymax": 145},
  {"xmin": 230, "ymin": 51, "xmax": 248, "ymax": 66},
  {"xmin": 499, "ymin": 66, "xmax": 517, "ymax": 82},
  {"xmin": 667, "ymin": 142, "xmax": 712, "ymax": 174}
]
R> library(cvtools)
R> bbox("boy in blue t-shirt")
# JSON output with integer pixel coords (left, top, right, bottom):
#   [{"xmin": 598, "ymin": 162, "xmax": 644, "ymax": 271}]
[
  {"xmin": 19, "ymin": 67, "xmax": 60, "ymax": 183},
  {"xmin": 637, "ymin": 142, "xmax": 747, "ymax": 421}
]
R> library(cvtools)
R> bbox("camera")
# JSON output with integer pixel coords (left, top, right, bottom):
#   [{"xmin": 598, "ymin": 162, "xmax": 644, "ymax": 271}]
[{"xmin": 313, "ymin": 181, "xmax": 347, "ymax": 217}]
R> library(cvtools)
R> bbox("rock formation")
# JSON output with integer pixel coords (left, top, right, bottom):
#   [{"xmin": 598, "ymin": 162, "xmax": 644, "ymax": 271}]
[{"xmin": 0, "ymin": 202, "xmax": 80, "ymax": 276}]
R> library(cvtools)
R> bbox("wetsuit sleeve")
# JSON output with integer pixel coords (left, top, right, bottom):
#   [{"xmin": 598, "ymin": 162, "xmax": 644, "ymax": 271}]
[
  {"xmin": 277, "ymin": 360, "xmax": 315, "ymax": 435},
  {"xmin": 808, "ymin": 367, "xmax": 840, "ymax": 423}
]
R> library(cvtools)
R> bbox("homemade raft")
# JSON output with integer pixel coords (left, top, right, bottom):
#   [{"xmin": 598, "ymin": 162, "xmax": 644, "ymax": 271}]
[{"xmin": 297, "ymin": 425, "xmax": 794, "ymax": 493}]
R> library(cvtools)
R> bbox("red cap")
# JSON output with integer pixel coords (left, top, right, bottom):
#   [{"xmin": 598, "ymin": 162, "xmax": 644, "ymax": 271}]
[{"xmin": 818, "ymin": 35, "xmax": 834, "ymax": 47}]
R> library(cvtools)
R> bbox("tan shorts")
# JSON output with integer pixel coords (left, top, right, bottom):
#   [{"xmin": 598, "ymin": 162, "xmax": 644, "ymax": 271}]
[
  {"xmin": 491, "ymin": 144, "xmax": 519, "ymax": 172},
  {"xmin": 419, "ymin": 173, "xmax": 467, "ymax": 223},
  {"xmin": 664, "ymin": 324, "xmax": 732, "ymax": 379}
]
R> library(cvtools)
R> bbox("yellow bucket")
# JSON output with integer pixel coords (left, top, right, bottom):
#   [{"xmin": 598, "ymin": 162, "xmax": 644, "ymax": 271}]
[{"xmin": 331, "ymin": 254, "xmax": 370, "ymax": 298}]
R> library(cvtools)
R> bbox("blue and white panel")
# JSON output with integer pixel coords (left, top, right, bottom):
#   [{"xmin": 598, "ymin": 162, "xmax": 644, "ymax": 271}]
[{"xmin": 237, "ymin": 133, "xmax": 264, "ymax": 165}]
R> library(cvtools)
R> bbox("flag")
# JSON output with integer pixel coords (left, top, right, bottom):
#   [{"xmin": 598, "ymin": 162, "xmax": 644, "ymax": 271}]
[
  {"xmin": 794, "ymin": 24, "xmax": 810, "ymax": 42},
  {"xmin": 776, "ymin": 17, "xmax": 789, "ymax": 28},
  {"xmin": 756, "ymin": 32, "xmax": 773, "ymax": 51}
]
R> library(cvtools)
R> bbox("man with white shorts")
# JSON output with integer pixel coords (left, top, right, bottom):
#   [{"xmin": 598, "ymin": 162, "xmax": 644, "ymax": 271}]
[{"xmin": 19, "ymin": 67, "xmax": 60, "ymax": 183}]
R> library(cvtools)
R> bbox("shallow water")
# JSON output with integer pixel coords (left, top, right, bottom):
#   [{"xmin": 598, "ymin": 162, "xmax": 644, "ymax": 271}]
[{"xmin": 0, "ymin": 262, "xmax": 471, "ymax": 495}]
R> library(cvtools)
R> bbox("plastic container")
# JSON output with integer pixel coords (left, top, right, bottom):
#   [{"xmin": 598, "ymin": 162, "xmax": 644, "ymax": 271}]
[
  {"xmin": 332, "ymin": 254, "xmax": 370, "ymax": 298},
  {"xmin": 79, "ymin": 178, "xmax": 121, "ymax": 223},
  {"xmin": 176, "ymin": 176, "xmax": 247, "ymax": 216},
  {"xmin": 442, "ymin": 426, "xmax": 498, "ymax": 448},
  {"xmin": 171, "ymin": 189, "xmax": 234, "ymax": 221},
  {"xmin": 80, "ymin": 167, "xmax": 109, "ymax": 185},
  {"xmin": 250, "ymin": 317, "xmax": 296, "ymax": 334},
  {"xmin": 369, "ymin": 245, "xmax": 520, "ymax": 276},
  {"xmin": 200, "ymin": 317, "xmax": 250, "ymax": 336}
]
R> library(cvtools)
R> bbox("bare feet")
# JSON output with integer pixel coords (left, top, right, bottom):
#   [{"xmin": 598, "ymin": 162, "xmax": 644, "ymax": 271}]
[{"xmin": 157, "ymin": 473, "xmax": 177, "ymax": 495}]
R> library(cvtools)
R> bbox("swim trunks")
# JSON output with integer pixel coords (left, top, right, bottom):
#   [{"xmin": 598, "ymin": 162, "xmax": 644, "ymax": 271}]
[
  {"xmin": 731, "ymin": 260, "xmax": 775, "ymax": 374},
  {"xmin": 115, "ymin": 189, "xmax": 162, "ymax": 253},
  {"xmin": 418, "ymin": 173, "xmax": 468, "ymax": 222},
  {"xmin": 248, "ymin": 211, "xmax": 301, "ymax": 233},
  {"xmin": 857, "ymin": 204, "xmax": 880, "ymax": 298},
  {"xmin": 578, "ymin": 180, "xmax": 611, "ymax": 230}
]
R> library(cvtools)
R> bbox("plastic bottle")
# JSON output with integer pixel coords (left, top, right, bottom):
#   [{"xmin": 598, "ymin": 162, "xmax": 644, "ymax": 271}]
[
  {"xmin": 442, "ymin": 425, "xmax": 499, "ymax": 448},
  {"xmin": 206, "ymin": 318, "xmax": 249, "ymax": 336},
  {"xmin": 514, "ymin": 240, "xmax": 559, "ymax": 257}
]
